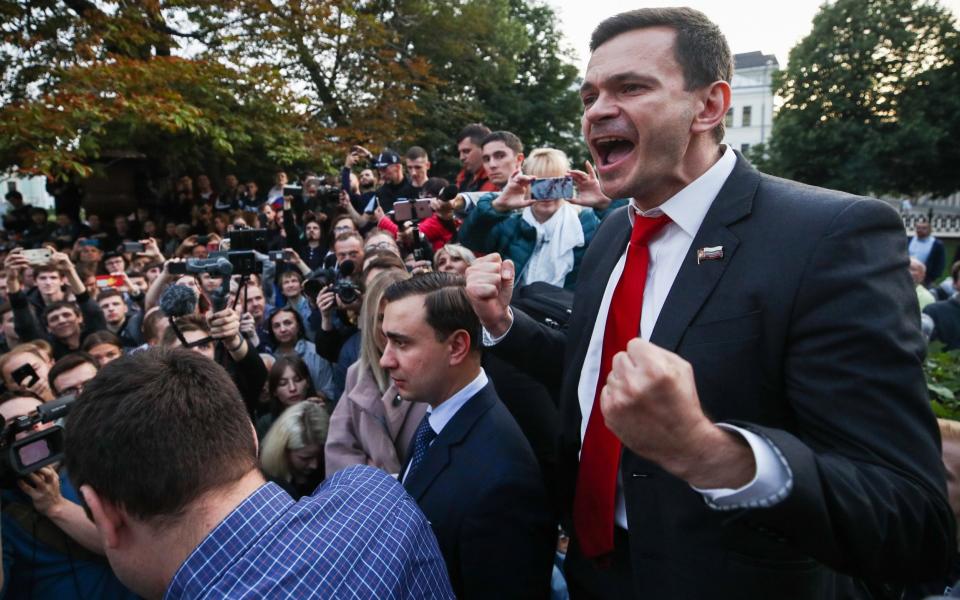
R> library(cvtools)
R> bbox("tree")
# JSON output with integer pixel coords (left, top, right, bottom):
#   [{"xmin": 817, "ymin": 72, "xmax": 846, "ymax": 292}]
[
  {"xmin": 0, "ymin": 0, "xmax": 584, "ymax": 184},
  {"xmin": 756, "ymin": 0, "xmax": 960, "ymax": 197}
]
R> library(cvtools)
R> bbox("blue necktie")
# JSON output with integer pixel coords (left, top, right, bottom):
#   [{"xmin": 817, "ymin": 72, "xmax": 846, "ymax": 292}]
[{"xmin": 406, "ymin": 414, "xmax": 437, "ymax": 481}]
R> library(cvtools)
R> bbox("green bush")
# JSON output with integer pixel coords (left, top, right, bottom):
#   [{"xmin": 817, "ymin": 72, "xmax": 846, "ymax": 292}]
[{"xmin": 925, "ymin": 342, "xmax": 960, "ymax": 420}]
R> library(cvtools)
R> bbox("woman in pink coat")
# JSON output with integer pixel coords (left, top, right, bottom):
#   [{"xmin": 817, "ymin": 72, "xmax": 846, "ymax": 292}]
[{"xmin": 324, "ymin": 268, "xmax": 427, "ymax": 476}]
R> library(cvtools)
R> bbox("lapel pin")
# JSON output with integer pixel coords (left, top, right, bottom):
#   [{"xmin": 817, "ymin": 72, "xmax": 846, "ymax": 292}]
[{"xmin": 697, "ymin": 246, "xmax": 724, "ymax": 264}]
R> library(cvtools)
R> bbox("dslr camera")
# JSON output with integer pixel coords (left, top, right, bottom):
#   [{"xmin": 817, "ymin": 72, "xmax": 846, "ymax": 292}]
[
  {"xmin": 303, "ymin": 259, "xmax": 361, "ymax": 305},
  {"xmin": 0, "ymin": 395, "xmax": 74, "ymax": 489}
]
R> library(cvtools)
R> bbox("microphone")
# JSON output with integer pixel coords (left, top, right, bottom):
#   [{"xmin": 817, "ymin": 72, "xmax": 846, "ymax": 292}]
[
  {"xmin": 439, "ymin": 184, "xmax": 459, "ymax": 202},
  {"xmin": 159, "ymin": 284, "xmax": 198, "ymax": 319}
]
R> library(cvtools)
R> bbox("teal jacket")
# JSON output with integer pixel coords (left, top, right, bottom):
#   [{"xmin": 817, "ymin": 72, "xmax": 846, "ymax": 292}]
[{"xmin": 459, "ymin": 193, "xmax": 600, "ymax": 289}]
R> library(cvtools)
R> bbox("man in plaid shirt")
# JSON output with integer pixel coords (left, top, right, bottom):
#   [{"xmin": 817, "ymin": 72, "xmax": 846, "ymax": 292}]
[{"xmin": 64, "ymin": 347, "xmax": 453, "ymax": 599}]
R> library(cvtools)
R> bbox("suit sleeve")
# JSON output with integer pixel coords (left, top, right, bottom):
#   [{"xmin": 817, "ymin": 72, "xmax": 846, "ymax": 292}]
[
  {"xmin": 458, "ymin": 473, "xmax": 554, "ymax": 599},
  {"xmin": 741, "ymin": 199, "xmax": 954, "ymax": 581},
  {"xmin": 490, "ymin": 307, "xmax": 568, "ymax": 390}
]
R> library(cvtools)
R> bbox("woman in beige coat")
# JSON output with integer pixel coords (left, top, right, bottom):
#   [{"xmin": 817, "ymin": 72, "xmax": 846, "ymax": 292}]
[{"xmin": 324, "ymin": 268, "xmax": 427, "ymax": 477}]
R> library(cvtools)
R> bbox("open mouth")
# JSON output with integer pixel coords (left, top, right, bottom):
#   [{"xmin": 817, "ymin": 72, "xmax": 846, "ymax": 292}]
[{"xmin": 593, "ymin": 137, "xmax": 636, "ymax": 170}]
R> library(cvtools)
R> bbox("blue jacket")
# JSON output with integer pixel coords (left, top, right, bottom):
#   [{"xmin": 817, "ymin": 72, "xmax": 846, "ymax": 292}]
[{"xmin": 458, "ymin": 194, "xmax": 599, "ymax": 290}]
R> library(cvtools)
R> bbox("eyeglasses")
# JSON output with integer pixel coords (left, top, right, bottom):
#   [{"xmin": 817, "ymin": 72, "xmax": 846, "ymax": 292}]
[{"xmin": 333, "ymin": 225, "xmax": 355, "ymax": 233}]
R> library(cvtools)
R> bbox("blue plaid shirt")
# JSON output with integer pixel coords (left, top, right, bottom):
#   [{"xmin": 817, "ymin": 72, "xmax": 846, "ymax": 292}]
[{"xmin": 164, "ymin": 465, "xmax": 454, "ymax": 599}]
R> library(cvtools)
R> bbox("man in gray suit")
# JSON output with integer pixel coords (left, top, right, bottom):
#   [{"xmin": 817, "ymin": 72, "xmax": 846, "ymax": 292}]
[{"xmin": 466, "ymin": 7, "xmax": 953, "ymax": 599}]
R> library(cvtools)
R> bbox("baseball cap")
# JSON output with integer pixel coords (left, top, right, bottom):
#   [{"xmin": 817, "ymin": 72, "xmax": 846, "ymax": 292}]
[{"xmin": 372, "ymin": 150, "xmax": 401, "ymax": 169}]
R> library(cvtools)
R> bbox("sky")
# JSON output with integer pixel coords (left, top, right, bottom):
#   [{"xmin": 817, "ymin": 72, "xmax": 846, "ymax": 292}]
[{"xmin": 550, "ymin": 0, "xmax": 960, "ymax": 73}]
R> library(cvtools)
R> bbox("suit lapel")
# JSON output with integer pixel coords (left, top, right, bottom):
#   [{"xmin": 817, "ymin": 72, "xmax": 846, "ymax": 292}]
[
  {"xmin": 650, "ymin": 157, "xmax": 759, "ymax": 351},
  {"xmin": 402, "ymin": 384, "xmax": 497, "ymax": 502}
]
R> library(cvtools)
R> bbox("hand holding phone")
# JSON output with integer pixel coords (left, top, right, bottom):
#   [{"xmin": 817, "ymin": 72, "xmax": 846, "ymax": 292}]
[
  {"xmin": 21, "ymin": 248, "xmax": 53, "ymax": 265},
  {"xmin": 530, "ymin": 176, "xmax": 575, "ymax": 201},
  {"xmin": 12, "ymin": 363, "xmax": 39, "ymax": 388}
]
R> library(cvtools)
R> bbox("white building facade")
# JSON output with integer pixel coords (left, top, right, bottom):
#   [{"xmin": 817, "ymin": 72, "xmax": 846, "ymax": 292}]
[{"xmin": 723, "ymin": 51, "xmax": 778, "ymax": 156}]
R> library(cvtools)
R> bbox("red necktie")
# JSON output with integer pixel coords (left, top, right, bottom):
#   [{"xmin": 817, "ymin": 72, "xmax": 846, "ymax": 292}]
[{"xmin": 573, "ymin": 213, "xmax": 671, "ymax": 559}]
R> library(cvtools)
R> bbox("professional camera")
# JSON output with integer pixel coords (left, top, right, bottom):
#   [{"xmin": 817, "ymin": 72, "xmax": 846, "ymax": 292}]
[
  {"xmin": 0, "ymin": 395, "xmax": 74, "ymax": 489},
  {"xmin": 303, "ymin": 259, "xmax": 361, "ymax": 304}
]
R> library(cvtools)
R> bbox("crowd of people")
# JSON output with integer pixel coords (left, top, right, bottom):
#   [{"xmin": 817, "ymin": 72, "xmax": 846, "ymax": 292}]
[{"xmin": 1, "ymin": 6, "xmax": 958, "ymax": 600}]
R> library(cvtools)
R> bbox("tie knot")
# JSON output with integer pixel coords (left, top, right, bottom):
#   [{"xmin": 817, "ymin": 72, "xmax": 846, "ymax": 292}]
[{"xmin": 630, "ymin": 213, "xmax": 671, "ymax": 246}]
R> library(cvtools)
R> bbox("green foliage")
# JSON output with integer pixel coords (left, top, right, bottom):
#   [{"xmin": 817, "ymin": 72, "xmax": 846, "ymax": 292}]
[
  {"xmin": 925, "ymin": 342, "xmax": 960, "ymax": 420},
  {"xmin": 0, "ymin": 0, "xmax": 584, "ymax": 182},
  {"xmin": 757, "ymin": 0, "xmax": 960, "ymax": 197}
]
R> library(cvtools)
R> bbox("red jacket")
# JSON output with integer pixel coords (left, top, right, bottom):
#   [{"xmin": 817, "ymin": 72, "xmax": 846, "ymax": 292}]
[
  {"xmin": 378, "ymin": 215, "xmax": 460, "ymax": 251},
  {"xmin": 455, "ymin": 167, "xmax": 499, "ymax": 193}
]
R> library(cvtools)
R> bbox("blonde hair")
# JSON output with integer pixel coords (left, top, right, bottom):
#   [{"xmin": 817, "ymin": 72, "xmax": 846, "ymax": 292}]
[
  {"xmin": 259, "ymin": 402, "xmax": 330, "ymax": 482},
  {"xmin": 523, "ymin": 148, "xmax": 570, "ymax": 179},
  {"xmin": 434, "ymin": 244, "xmax": 476, "ymax": 269},
  {"xmin": 359, "ymin": 269, "xmax": 411, "ymax": 393}
]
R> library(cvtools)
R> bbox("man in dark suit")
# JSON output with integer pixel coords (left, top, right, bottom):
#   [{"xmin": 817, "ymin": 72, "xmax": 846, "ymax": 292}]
[
  {"xmin": 465, "ymin": 7, "xmax": 954, "ymax": 600},
  {"xmin": 380, "ymin": 272, "xmax": 555, "ymax": 599}
]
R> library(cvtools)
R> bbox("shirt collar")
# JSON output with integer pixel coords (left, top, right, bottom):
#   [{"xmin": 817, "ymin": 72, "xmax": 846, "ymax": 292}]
[
  {"xmin": 630, "ymin": 145, "xmax": 737, "ymax": 238},
  {"xmin": 426, "ymin": 368, "xmax": 488, "ymax": 436},
  {"xmin": 165, "ymin": 482, "xmax": 292, "ymax": 600}
]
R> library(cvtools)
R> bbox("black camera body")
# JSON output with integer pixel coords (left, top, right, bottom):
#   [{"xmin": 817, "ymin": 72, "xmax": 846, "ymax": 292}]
[
  {"xmin": 0, "ymin": 395, "xmax": 74, "ymax": 489},
  {"xmin": 303, "ymin": 259, "xmax": 361, "ymax": 304}
]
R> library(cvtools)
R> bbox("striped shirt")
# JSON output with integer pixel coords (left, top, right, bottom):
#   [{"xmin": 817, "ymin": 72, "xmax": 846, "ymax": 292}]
[{"xmin": 164, "ymin": 465, "xmax": 454, "ymax": 599}]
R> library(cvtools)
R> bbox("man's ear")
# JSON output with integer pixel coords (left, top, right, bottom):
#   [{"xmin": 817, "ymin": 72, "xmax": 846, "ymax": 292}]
[
  {"xmin": 80, "ymin": 484, "xmax": 125, "ymax": 549},
  {"xmin": 515, "ymin": 153, "xmax": 525, "ymax": 169},
  {"xmin": 691, "ymin": 80, "xmax": 732, "ymax": 137},
  {"xmin": 447, "ymin": 330, "xmax": 473, "ymax": 367}
]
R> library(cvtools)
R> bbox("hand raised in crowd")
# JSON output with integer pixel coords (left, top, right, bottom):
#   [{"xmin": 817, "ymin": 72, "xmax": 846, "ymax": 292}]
[
  {"xmin": 207, "ymin": 307, "xmax": 241, "ymax": 342},
  {"xmin": 4, "ymin": 249, "xmax": 28, "ymax": 294},
  {"xmin": 50, "ymin": 251, "xmax": 75, "ymax": 272},
  {"xmin": 568, "ymin": 160, "xmax": 612, "ymax": 210},
  {"xmin": 339, "ymin": 190, "xmax": 352, "ymax": 209},
  {"xmin": 345, "ymin": 145, "xmax": 372, "ymax": 168},
  {"xmin": 140, "ymin": 237, "xmax": 163, "ymax": 259},
  {"xmin": 492, "ymin": 169, "xmax": 536, "ymax": 213},
  {"xmin": 317, "ymin": 287, "xmax": 337, "ymax": 319},
  {"xmin": 239, "ymin": 311, "xmax": 260, "ymax": 349},
  {"xmin": 602, "ymin": 338, "xmax": 756, "ymax": 490},
  {"xmin": 464, "ymin": 253, "xmax": 516, "ymax": 338},
  {"xmin": 18, "ymin": 466, "xmax": 65, "ymax": 517}
]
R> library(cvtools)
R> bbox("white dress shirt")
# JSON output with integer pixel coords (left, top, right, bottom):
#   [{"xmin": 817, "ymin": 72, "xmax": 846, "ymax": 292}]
[
  {"xmin": 400, "ymin": 369, "xmax": 489, "ymax": 483},
  {"xmin": 486, "ymin": 146, "xmax": 791, "ymax": 528}
]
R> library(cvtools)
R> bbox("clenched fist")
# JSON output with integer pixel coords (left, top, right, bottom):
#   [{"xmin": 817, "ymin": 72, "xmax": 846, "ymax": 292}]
[
  {"xmin": 464, "ymin": 253, "xmax": 515, "ymax": 339},
  {"xmin": 601, "ymin": 338, "xmax": 756, "ymax": 489}
]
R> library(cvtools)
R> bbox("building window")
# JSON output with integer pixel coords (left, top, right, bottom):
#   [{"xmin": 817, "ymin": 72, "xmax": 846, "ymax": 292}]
[
  {"xmin": 742, "ymin": 106, "xmax": 752, "ymax": 127},
  {"xmin": 725, "ymin": 107, "xmax": 733, "ymax": 127},
  {"xmin": 741, "ymin": 143, "xmax": 751, "ymax": 154}
]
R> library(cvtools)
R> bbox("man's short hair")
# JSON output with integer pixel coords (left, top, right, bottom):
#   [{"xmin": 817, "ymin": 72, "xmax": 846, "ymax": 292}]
[
  {"xmin": 97, "ymin": 288, "xmax": 124, "ymax": 303},
  {"xmin": 457, "ymin": 124, "xmax": 492, "ymax": 146},
  {"xmin": 405, "ymin": 146, "xmax": 429, "ymax": 161},
  {"xmin": 33, "ymin": 262, "xmax": 64, "ymax": 277},
  {"xmin": 48, "ymin": 351, "xmax": 100, "ymax": 395},
  {"xmin": 43, "ymin": 301, "xmax": 80, "ymax": 323},
  {"xmin": 481, "ymin": 131, "xmax": 523, "ymax": 156},
  {"xmin": 383, "ymin": 272, "xmax": 481, "ymax": 351},
  {"xmin": 64, "ymin": 348, "xmax": 258, "ymax": 521},
  {"xmin": 141, "ymin": 308, "xmax": 167, "ymax": 345},
  {"xmin": 590, "ymin": 8, "xmax": 733, "ymax": 142},
  {"xmin": 334, "ymin": 231, "xmax": 363, "ymax": 247},
  {"xmin": 5, "ymin": 190, "xmax": 23, "ymax": 202},
  {"xmin": 950, "ymin": 261, "xmax": 960, "ymax": 284}
]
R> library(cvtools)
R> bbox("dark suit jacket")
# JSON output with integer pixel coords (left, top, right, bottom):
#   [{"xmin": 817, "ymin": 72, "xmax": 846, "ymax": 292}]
[
  {"xmin": 494, "ymin": 154, "xmax": 954, "ymax": 599},
  {"xmin": 402, "ymin": 382, "xmax": 555, "ymax": 599}
]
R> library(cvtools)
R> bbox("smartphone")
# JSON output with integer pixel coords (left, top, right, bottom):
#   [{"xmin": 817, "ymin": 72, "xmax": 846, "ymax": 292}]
[
  {"xmin": 394, "ymin": 200, "xmax": 414, "ymax": 222},
  {"xmin": 268, "ymin": 250, "xmax": 292, "ymax": 262},
  {"xmin": 123, "ymin": 241, "xmax": 145, "ymax": 253},
  {"xmin": 22, "ymin": 248, "xmax": 53, "ymax": 265},
  {"xmin": 413, "ymin": 199, "xmax": 433, "ymax": 220},
  {"xmin": 79, "ymin": 239, "xmax": 100, "ymax": 248},
  {"xmin": 196, "ymin": 235, "xmax": 209, "ymax": 245},
  {"xmin": 96, "ymin": 275, "xmax": 125, "ymax": 289},
  {"xmin": 11, "ymin": 363, "xmax": 39, "ymax": 388},
  {"xmin": 530, "ymin": 176, "xmax": 575, "ymax": 201}
]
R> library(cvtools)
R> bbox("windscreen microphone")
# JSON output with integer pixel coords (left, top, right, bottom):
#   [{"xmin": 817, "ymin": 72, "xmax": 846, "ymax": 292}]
[{"xmin": 159, "ymin": 283, "xmax": 198, "ymax": 318}]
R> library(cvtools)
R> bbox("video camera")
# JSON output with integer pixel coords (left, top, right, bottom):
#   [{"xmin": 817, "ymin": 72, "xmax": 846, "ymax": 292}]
[
  {"xmin": 169, "ymin": 228, "xmax": 267, "ymax": 278},
  {"xmin": 0, "ymin": 395, "xmax": 74, "ymax": 489},
  {"xmin": 303, "ymin": 259, "xmax": 361, "ymax": 304}
]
